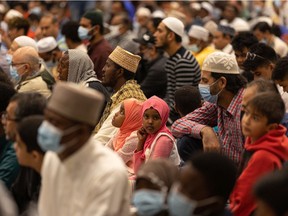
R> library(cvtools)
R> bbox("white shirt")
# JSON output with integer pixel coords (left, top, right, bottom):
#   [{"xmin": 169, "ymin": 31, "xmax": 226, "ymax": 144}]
[
  {"xmin": 76, "ymin": 44, "xmax": 87, "ymax": 53},
  {"xmin": 39, "ymin": 138, "xmax": 129, "ymax": 216},
  {"xmin": 272, "ymin": 36, "xmax": 288, "ymax": 58}
]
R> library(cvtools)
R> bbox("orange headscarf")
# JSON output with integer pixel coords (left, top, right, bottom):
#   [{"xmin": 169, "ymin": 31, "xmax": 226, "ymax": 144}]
[{"xmin": 113, "ymin": 98, "xmax": 143, "ymax": 151}]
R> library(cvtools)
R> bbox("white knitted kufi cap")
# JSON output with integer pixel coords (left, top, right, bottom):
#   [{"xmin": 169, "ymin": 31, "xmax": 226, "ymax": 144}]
[
  {"xmin": 14, "ymin": 36, "xmax": 38, "ymax": 52},
  {"xmin": 201, "ymin": 2, "xmax": 213, "ymax": 14},
  {"xmin": 202, "ymin": 52, "xmax": 239, "ymax": 74},
  {"xmin": 162, "ymin": 17, "xmax": 184, "ymax": 38},
  {"xmin": 4, "ymin": 9, "xmax": 23, "ymax": 21},
  {"xmin": 37, "ymin": 36, "xmax": 58, "ymax": 53},
  {"xmin": 188, "ymin": 25, "xmax": 209, "ymax": 42},
  {"xmin": 136, "ymin": 7, "xmax": 151, "ymax": 17},
  {"xmin": 109, "ymin": 46, "xmax": 141, "ymax": 73}
]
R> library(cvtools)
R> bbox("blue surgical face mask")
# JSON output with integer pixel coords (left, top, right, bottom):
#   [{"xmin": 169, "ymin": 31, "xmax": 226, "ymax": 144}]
[
  {"xmin": 37, "ymin": 120, "xmax": 81, "ymax": 153},
  {"xmin": 168, "ymin": 185, "xmax": 219, "ymax": 216},
  {"xmin": 132, "ymin": 189, "xmax": 165, "ymax": 216},
  {"xmin": 198, "ymin": 79, "xmax": 222, "ymax": 103},
  {"xmin": 188, "ymin": 44, "xmax": 200, "ymax": 53},
  {"xmin": 9, "ymin": 65, "xmax": 25, "ymax": 84},
  {"xmin": 6, "ymin": 54, "xmax": 12, "ymax": 65},
  {"xmin": 78, "ymin": 26, "xmax": 92, "ymax": 41}
]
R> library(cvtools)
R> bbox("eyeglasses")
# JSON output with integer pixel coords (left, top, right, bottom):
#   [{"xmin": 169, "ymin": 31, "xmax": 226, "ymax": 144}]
[
  {"xmin": 246, "ymin": 52, "xmax": 267, "ymax": 61},
  {"xmin": 1, "ymin": 112, "xmax": 19, "ymax": 122}
]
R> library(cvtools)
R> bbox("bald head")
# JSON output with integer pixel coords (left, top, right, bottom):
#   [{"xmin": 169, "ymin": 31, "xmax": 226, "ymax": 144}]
[{"xmin": 12, "ymin": 46, "xmax": 41, "ymax": 75}]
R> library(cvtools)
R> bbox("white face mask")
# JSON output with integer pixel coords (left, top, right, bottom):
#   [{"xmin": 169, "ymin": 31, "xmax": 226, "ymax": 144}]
[{"xmin": 106, "ymin": 24, "xmax": 121, "ymax": 37}]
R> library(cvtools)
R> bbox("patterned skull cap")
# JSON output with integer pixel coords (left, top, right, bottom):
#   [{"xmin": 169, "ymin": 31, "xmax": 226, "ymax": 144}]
[{"xmin": 202, "ymin": 52, "xmax": 239, "ymax": 74}]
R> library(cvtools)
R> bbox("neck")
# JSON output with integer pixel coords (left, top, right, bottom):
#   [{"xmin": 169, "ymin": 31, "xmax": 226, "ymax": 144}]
[
  {"xmin": 58, "ymin": 134, "xmax": 90, "ymax": 161},
  {"xmin": 113, "ymin": 78, "xmax": 127, "ymax": 92},
  {"xmin": 69, "ymin": 42, "xmax": 82, "ymax": 49},
  {"xmin": 34, "ymin": 157, "xmax": 44, "ymax": 174},
  {"xmin": 217, "ymin": 90, "xmax": 235, "ymax": 109},
  {"xmin": 90, "ymin": 34, "xmax": 103, "ymax": 45},
  {"xmin": 166, "ymin": 42, "xmax": 181, "ymax": 56}
]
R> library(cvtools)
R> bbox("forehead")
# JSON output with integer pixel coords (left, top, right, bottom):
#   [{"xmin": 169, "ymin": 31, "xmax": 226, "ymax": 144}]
[
  {"xmin": 213, "ymin": 31, "xmax": 223, "ymax": 38},
  {"xmin": 40, "ymin": 17, "xmax": 53, "ymax": 25},
  {"xmin": 144, "ymin": 108, "xmax": 160, "ymax": 116},
  {"xmin": 157, "ymin": 22, "xmax": 168, "ymax": 32},
  {"xmin": 201, "ymin": 70, "xmax": 213, "ymax": 80},
  {"xmin": 80, "ymin": 17, "xmax": 92, "ymax": 27}
]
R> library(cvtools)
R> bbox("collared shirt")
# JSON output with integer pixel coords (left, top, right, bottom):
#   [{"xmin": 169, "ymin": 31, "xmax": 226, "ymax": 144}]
[
  {"xmin": 39, "ymin": 138, "xmax": 130, "ymax": 216},
  {"xmin": 172, "ymin": 88, "xmax": 245, "ymax": 164},
  {"xmin": 94, "ymin": 80, "xmax": 146, "ymax": 133}
]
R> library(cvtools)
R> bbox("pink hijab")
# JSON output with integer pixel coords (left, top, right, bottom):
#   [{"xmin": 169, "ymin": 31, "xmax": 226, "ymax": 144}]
[
  {"xmin": 113, "ymin": 98, "xmax": 143, "ymax": 151},
  {"xmin": 141, "ymin": 96, "xmax": 171, "ymax": 159}
]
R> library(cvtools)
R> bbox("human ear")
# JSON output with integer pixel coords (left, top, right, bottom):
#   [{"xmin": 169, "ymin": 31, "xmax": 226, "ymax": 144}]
[{"xmin": 219, "ymin": 77, "xmax": 227, "ymax": 88}]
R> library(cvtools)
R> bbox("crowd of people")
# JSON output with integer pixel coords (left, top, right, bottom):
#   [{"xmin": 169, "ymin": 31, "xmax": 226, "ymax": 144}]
[{"xmin": 1, "ymin": 0, "xmax": 288, "ymax": 216}]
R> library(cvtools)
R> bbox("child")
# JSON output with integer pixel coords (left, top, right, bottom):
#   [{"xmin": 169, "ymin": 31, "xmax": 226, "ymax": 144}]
[
  {"xmin": 106, "ymin": 98, "xmax": 142, "ymax": 175},
  {"xmin": 230, "ymin": 92, "xmax": 288, "ymax": 216},
  {"xmin": 133, "ymin": 96, "xmax": 180, "ymax": 174},
  {"xmin": 174, "ymin": 86, "xmax": 203, "ymax": 162}
]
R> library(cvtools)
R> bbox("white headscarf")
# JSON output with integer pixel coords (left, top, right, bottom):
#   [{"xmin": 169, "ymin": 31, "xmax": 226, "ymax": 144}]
[{"xmin": 67, "ymin": 49, "xmax": 99, "ymax": 84}]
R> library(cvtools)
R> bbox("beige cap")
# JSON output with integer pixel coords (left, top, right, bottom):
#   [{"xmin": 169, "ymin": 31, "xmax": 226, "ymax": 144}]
[
  {"xmin": 202, "ymin": 52, "xmax": 239, "ymax": 74},
  {"xmin": 188, "ymin": 25, "xmax": 209, "ymax": 42},
  {"xmin": 109, "ymin": 46, "xmax": 141, "ymax": 73},
  {"xmin": 204, "ymin": 20, "xmax": 218, "ymax": 36},
  {"xmin": 47, "ymin": 82, "xmax": 105, "ymax": 126}
]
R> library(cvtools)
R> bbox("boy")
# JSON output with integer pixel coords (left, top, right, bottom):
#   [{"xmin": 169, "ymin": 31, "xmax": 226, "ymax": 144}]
[
  {"xmin": 230, "ymin": 92, "xmax": 288, "ymax": 216},
  {"xmin": 174, "ymin": 86, "xmax": 203, "ymax": 162}
]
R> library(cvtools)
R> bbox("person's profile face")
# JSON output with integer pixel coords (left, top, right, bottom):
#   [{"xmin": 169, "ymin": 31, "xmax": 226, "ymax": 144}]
[
  {"xmin": 14, "ymin": 133, "xmax": 33, "ymax": 167},
  {"xmin": 252, "ymin": 64, "xmax": 273, "ymax": 80}
]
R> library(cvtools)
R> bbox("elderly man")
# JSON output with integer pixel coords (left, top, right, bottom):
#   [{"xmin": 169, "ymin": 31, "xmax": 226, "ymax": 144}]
[
  {"xmin": 93, "ymin": 46, "xmax": 146, "ymax": 145},
  {"xmin": 172, "ymin": 52, "xmax": 247, "ymax": 165},
  {"xmin": 38, "ymin": 82, "xmax": 129, "ymax": 216},
  {"xmin": 154, "ymin": 17, "xmax": 201, "ymax": 122},
  {"xmin": 188, "ymin": 25, "xmax": 215, "ymax": 68},
  {"xmin": 12, "ymin": 46, "xmax": 51, "ymax": 98}
]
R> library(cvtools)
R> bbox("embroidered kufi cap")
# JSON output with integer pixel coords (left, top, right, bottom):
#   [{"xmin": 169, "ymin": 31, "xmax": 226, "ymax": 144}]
[
  {"xmin": 37, "ymin": 36, "xmax": 58, "ymax": 53},
  {"xmin": 47, "ymin": 82, "xmax": 105, "ymax": 126},
  {"xmin": 188, "ymin": 25, "xmax": 209, "ymax": 42},
  {"xmin": 202, "ymin": 52, "xmax": 239, "ymax": 74},
  {"xmin": 109, "ymin": 46, "xmax": 141, "ymax": 73}
]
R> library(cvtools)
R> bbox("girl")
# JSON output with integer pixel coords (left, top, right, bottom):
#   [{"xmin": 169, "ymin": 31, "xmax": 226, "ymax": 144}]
[
  {"xmin": 106, "ymin": 98, "xmax": 142, "ymax": 175},
  {"xmin": 133, "ymin": 96, "xmax": 180, "ymax": 173}
]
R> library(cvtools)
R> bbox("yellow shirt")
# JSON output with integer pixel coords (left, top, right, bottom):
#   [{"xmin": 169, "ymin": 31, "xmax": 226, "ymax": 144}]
[{"xmin": 192, "ymin": 46, "xmax": 215, "ymax": 69}]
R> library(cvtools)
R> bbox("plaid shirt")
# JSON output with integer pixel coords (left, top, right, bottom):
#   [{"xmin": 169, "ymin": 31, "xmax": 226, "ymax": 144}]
[
  {"xmin": 94, "ymin": 80, "xmax": 146, "ymax": 133},
  {"xmin": 172, "ymin": 88, "xmax": 245, "ymax": 164}
]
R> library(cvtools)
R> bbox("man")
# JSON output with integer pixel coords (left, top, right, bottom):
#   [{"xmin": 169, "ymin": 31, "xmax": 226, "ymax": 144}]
[
  {"xmin": 188, "ymin": 25, "xmax": 215, "ymax": 68},
  {"xmin": 133, "ymin": 31, "xmax": 167, "ymax": 98},
  {"xmin": 231, "ymin": 32, "xmax": 258, "ymax": 82},
  {"xmin": 37, "ymin": 36, "xmax": 62, "ymax": 80},
  {"xmin": 154, "ymin": 17, "xmax": 201, "ymax": 122},
  {"xmin": 38, "ymin": 82, "xmax": 129, "ymax": 216},
  {"xmin": 93, "ymin": 46, "xmax": 146, "ymax": 145},
  {"xmin": 253, "ymin": 21, "xmax": 288, "ymax": 57},
  {"xmin": 2, "ymin": 92, "xmax": 47, "ymax": 214},
  {"xmin": 213, "ymin": 25, "xmax": 235, "ymax": 54},
  {"xmin": 39, "ymin": 13, "xmax": 67, "ymax": 51},
  {"xmin": 0, "ymin": 81, "xmax": 18, "ymax": 188},
  {"xmin": 172, "ymin": 52, "xmax": 247, "ymax": 165},
  {"xmin": 12, "ymin": 46, "xmax": 51, "ymax": 98},
  {"xmin": 79, "ymin": 10, "xmax": 112, "ymax": 80},
  {"xmin": 106, "ymin": 13, "xmax": 139, "ymax": 54},
  {"xmin": 273, "ymin": 56, "xmax": 288, "ymax": 92},
  {"xmin": 61, "ymin": 20, "xmax": 87, "ymax": 52}
]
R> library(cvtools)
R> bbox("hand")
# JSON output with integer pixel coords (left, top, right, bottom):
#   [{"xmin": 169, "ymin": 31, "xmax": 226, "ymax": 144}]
[
  {"xmin": 136, "ymin": 127, "xmax": 148, "ymax": 151},
  {"xmin": 200, "ymin": 126, "xmax": 221, "ymax": 152}
]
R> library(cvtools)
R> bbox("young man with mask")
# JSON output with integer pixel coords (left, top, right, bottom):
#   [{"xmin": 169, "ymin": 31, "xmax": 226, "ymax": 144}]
[
  {"xmin": 172, "ymin": 52, "xmax": 247, "ymax": 165},
  {"xmin": 78, "ymin": 10, "xmax": 112, "ymax": 80},
  {"xmin": 38, "ymin": 82, "xmax": 129, "ymax": 216}
]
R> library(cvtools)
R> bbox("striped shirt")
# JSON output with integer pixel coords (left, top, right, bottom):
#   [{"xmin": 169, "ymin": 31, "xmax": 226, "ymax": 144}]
[
  {"xmin": 171, "ymin": 88, "xmax": 245, "ymax": 164},
  {"xmin": 165, "ymin": 46, "xmax": 201, "ymax": 110}
]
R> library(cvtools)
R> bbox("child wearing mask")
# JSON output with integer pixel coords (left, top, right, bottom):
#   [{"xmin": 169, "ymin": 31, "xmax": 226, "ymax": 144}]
[
  {"xmin": 230, "ymin": 92, "xmax": 288, "ymax": 216},
  {"xmin": 133, "ymin": 96, "xmax": 180, "ymax": 173}
]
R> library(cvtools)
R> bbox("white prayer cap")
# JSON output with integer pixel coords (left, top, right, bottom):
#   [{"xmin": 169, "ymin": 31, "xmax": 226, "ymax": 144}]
[
  {"xmin": 162, "ymin": 17, "xmax": 184, "ymax": 38},
  {"xmin": 152, "ymin": 10, "xmax": 166, "ymax": 18},
  {"xmin": 4, "ymin": 9, "xmax": 23, "ymax": 21},
  {"xmin": 204, "ymin": 20, "xmax": 218, "ymax": 36},
  {"xmin": 14, "ymin": 36, "xmax": 38, "ymax": 52},
  {"xmin": 201, "ymin": 2, "xmax": 213, "ymax": 14},
  {"xmin": 136, "ymin": 7, "xmax": 151, "ymax": 17},
  {"xmin": 202, "ymin": 52, "xmax": 239, "ymax": 74},
  {"xmin": 188, "ymin": 25, "xmax": 209, "ymax": 42},
  {"xmin": 190, "ymin": 2, "xmax": 201, "ymax": 11},
  {"xmin": 0, "ymin": 4, "xmax": 6, "ymax": 14},
  {"xmin": 249, "ymin": 16, "xmax": 273, "ymax": 29},
  {"xmin": 234, "ymin": 22, "xmax": 250, "ymax": 32},
  {"xmin": 37, "ymin": 36, "xmax": 58, "ymax": 53}
]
